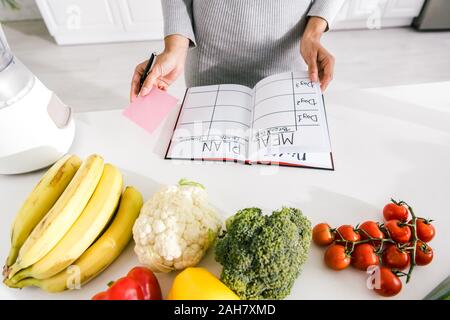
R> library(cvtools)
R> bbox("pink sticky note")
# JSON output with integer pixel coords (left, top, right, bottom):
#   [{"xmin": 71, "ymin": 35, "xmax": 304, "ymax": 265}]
[{"xmin": 122, "ymin": 88, "xmax": 178, "ymax": 134}]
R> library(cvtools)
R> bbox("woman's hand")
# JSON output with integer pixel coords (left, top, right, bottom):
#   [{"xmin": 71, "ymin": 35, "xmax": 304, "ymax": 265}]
[
  {"xmin": 130, "ymin": 35, "xmax": 189, "ymax": 102},
  {"xmin": 300, "ymin": 17, "xmax": 335, "ymax": 91}
]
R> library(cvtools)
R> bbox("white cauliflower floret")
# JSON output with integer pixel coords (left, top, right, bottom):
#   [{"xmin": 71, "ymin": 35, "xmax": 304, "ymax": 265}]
[{"xmin": 132, "ymin": 179, "xmax": 222, "ymax": 272}]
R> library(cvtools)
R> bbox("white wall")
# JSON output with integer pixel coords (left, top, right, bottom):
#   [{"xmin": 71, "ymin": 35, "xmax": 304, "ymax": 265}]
[
  {"xmin": 2, "ymin": 0, "xmax": 429, "ymax": 44},
  {"xmin": 333, "ymin": 0, "xmax": 426, "ymax": 30},
  {"xmin": 35, "ymin": 0, "xmax": 163, "ymax": 45}
]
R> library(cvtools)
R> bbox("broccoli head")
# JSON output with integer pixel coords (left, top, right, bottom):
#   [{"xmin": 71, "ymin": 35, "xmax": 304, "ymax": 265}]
[{"xmin": 215, "ymin": 207, "xmax": 312, "ymax": 300}]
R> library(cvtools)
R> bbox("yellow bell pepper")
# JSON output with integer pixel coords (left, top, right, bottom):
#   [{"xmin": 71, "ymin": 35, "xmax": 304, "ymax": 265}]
[{"xmin": 167, "ymin": 267, "xmax": 240, "ymax": 300}]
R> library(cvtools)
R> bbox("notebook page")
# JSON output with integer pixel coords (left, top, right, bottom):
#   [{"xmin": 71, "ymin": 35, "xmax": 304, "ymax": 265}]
[
  {"xmin": 257, "ymin": 152, "xmax": 334, "ymax": 170},
  {"xmin": 166, "ymin": 84, "xmax": 253, "ymax": 161},
  {"xmin": 249, "ymin": 72, "xmax": 331, "ymax": 160}
]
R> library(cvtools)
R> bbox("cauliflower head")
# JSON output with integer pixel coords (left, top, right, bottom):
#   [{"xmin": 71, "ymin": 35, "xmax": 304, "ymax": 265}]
[{"xmin": 133, "ymin": 179, "xmax": 222, "ymax": 272}]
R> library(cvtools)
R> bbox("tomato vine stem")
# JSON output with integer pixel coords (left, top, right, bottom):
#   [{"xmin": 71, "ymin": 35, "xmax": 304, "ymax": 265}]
[{"xmin": 392, "ymin": 198, "xmax": 417, "ymax": 284}]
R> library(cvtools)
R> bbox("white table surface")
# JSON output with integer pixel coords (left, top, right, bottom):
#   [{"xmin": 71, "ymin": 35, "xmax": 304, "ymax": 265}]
[{"xmin": 1, "ymin": 82, "xmax": 449, "ymax": 300}]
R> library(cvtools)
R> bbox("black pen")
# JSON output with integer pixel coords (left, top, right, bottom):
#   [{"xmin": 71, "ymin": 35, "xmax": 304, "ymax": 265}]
[{"xmin": 139, "ymin": 52, "xmax": 158, "ymax": 93}]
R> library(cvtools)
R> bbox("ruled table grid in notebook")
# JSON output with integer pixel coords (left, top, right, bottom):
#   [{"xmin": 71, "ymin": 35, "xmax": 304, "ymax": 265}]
[{"xmin": 165, "ymin": 72, "xmax": 334, "ymax": 170}]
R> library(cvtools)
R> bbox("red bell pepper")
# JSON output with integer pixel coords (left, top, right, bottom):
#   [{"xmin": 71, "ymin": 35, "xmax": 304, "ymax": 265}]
[{"xmin": 92, "ymin": 267, "xmax": 162, "ymax": 300}]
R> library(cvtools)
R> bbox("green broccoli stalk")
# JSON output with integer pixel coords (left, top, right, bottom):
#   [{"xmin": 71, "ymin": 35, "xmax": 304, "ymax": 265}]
[{"xmin": 215, "ymin": 207, "xmax": 312, "ymax": 300}]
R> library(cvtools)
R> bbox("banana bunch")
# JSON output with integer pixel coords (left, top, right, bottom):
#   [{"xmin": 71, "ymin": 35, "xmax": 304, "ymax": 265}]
[{"xmin": 3, "ymin": 154, "xmax": 143, "ymax": 293}]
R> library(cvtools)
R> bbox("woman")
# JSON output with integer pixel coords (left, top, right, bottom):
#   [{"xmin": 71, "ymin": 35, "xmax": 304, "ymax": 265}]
[{"xmin": 130, "ymin": 0, "xmax": 344, "ymax": 101}]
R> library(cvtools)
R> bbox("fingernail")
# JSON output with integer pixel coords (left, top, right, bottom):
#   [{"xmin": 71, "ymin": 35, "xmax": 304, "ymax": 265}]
[{"xmin": 141, "ymin": 87, "xmax": 150, "ymax": 96}]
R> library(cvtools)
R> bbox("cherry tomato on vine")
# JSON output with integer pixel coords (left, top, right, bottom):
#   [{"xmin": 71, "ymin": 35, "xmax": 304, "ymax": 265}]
[
  {"xmin": 359, "ymin": 221, "xmax": 384, "ymax": 240},
  {"xmin": 383, "ymin": 203, "xmax": 409, "ymax": 222},
  {"xmin": 373, "ymin": 267, "xmax": 402, "ymax": 297},
  {"xmin": 324, "ymin": 244, "xmax": 351, "ymax": 271},
  {"xmin": 384, "ymin": 220, "xmax": 412, "ymax": 244},
  {"xmin": 411, "ymin": 218, "xmax": 435, "ymax": 243},
  {"xmin": 312, "ymin": 223, "xmax": 335, "ymax": 246},
  {"xmin": 336, "ymin": 225, "xmax": 360, "ymax": 242},
  {"xmin": 351, "ymin": 243, "xmax": 380, "ymax": 271},
  {"xmin": 415, "ymin": 241, "xmax": 433, "ymax": 266},
  {"xmin": 382, "ymin": 244, "xmax": 410, "ymax": 270}
]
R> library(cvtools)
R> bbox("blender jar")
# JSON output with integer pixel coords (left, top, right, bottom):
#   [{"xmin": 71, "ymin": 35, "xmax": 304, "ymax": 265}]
[{"xmin": 0, "ymin": 24, "xmax": 35, "ymax": 108}]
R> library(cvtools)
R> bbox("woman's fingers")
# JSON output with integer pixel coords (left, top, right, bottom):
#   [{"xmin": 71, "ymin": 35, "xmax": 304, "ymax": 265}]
[
  {"xmin": 318, "ymin": 49, "xmax": 335, "ymax": 92},
  {"xmin": 140, "ymin": 63, "xmax": 163, "ymax": 96},
  {"xmin": 306, "ymin": 53, "xmax": 319, "ymax": 83},
  {"xmin": 155, "ymin": 77, "xmax": 170, "ymax": 91},
  {"xmin": 301, "ymin": 37, "xmax": 335, "ymax": 92},
  {"xmin": 130, "ymin": 63, "xmax": 145, "ymax": 102},
  {"xmin": 320, "ymin": 66, "xmax": 333, "ymax": 91},
  {"xmin": 129, "ymin": 43, "xmax": 187, "ymax": 100},
  {"xmin": 320, "ymin": 72, "xmax": 332, "ymax": 91}
]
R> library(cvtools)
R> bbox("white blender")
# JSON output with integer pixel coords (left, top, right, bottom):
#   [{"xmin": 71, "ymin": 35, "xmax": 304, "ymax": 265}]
[{"xmin": 0, "ymin": 24, "xmax": 75, "ymax": 174}]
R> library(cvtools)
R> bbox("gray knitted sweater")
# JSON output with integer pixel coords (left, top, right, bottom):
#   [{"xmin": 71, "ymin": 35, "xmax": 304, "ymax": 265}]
[{"xmin": 161, "ymin": 0, "xmax": 344, "ymax": 87}]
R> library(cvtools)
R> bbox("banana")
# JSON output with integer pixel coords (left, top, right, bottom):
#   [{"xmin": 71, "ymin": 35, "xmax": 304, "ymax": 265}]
[
  {"xmin": 5, "ymin": 187, "xmax": 143, "ymax": 292},
  {"xmin": 5, "ymin": 154, "xmax": 82, "ymax": 268},
  {"xmin": 10, "ymin": 164, "xmax": 123, "ymax": 282},
  {"xmin": 6, "ymin": 154, "xmax": 104, "ymax": 279}
]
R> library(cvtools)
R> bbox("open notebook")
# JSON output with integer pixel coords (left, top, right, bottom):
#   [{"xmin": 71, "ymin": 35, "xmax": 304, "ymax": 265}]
[{"xmin": 165, "ymin": 72, "xmax": 334, "ymax": 170}]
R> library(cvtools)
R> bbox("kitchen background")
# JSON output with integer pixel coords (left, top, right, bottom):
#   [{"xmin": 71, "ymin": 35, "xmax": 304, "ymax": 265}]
[
  {"xmin": 1, "ymin": 1, "xmax": 450, "ymax": 301},
  {"xmin": 1, "ymin": 0, "xmax": 450, "ymax": 112}
]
